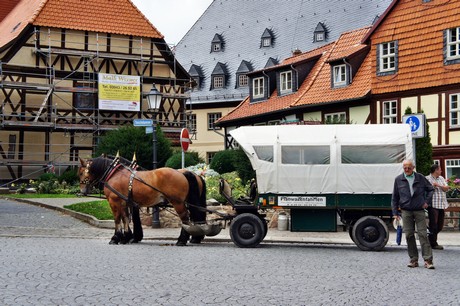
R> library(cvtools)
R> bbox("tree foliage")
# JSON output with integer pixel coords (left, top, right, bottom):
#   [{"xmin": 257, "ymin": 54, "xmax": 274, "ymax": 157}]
[
  {"xmin": 95, "ymin": 125, "xmax": 172, "ymax": 169},
  {"xmin": 210, "ymin": 148, "xmax": 255, "ymax": 184}
]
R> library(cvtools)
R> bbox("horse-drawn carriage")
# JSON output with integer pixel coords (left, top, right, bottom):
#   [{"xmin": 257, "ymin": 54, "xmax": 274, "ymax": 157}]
[{"xmin": 79, "ymin": 124, "xmax": 413, "ymax": 251}]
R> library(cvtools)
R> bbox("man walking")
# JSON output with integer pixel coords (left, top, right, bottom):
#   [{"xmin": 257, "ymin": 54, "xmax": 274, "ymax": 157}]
[
  {"xmin": 426, "ymin": 164, "xmax": 450, "ymax": 250},
  {"xmin": 392, "ymin": 159, "xmax": 435, "ymax": 269}
]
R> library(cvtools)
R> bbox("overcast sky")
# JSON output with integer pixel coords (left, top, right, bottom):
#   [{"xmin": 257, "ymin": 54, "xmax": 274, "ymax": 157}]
[{"xmin": 132, "ymin": 0, "xmax": 213, "ymax": 46}]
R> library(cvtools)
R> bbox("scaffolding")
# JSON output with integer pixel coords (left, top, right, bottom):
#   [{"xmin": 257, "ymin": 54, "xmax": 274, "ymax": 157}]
[{"xmin": 0, "ymin": 28, "xmax": 191, "ymax": 181}]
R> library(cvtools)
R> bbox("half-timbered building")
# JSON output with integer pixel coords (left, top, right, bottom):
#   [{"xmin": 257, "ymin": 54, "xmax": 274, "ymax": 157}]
[
  {"xmin": 218, "ymin": 0, "xmax": 460, "ymax": 178},
  {"xmin": 0, "ymin": 0, "xmax": 190, "ymax": 182}
]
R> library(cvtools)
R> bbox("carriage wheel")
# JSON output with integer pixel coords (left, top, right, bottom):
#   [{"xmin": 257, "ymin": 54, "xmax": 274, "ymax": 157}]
[
  {"xmin": 352, "ymin": 216, "xmax": 389, "ymax": 251},
  {"xmin": 230, "ymin": 213, "xmax": 265, "ymax": 248}
]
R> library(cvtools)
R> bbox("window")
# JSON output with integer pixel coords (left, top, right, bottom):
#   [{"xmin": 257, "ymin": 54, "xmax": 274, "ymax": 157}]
[
  {"xmin": 333, "ymin": 64, "xmax": 347, "ymax": 86},
  {"xmin": 253, "ymin": 146, "xmax": 274, "ymax": 162},
  {"xmin": 280, "ymin": 71, "xmax": 292, "ymax": 94},
  {"xmin": 253, "ymin": 77, "xmax": 264, "ymax": 98},
  {"xmin": 187, "ymin": 113, "xmax": 196, "ymax": 134},
  {"xmin": 341, "ymin": 145, "xmax": 405, "ymax": 164},
  {"xmin": 213, "ymin": 76, "xmax": 224, "ymax": 89},
  {"xmin": 383, "ymin": 100, "xmax": 397, "ymax": 124},
  {"xmin": 446, "ymin": 159, "xmax": 460, "ymax": 178},
  {"xmin": 282, "ymin": 146, "xmax": 330, "ymax": 164},
  {"xmin": 450, "ymin": 93, "xmax": 460, "ymax": 127},
  {"xmin": 238, "ymin": 74, "xmax": 248, "ymax": 87},
  {"xmin": 212, "ymin": 43, "xmax": 221, "ymax": 52},
  {"xmin": 262, "ymin": 38, "xmax": 271, "ymax": 47},
  {"xmin": 378, "ymin": 41, "xmax": 397, "ymax": 73},
  {"xmin": 73, "ymin": 81, "xmax": 96, "ymax": 110},
  {"xmin": 446, "ymin": 27, "xmax": 460, "ymax": 61},
  {"xmin": 207, "ymin": 152, "xmax": 218, "ymax": 165},
  {"xmin": 316, "ymin": 33, "xmax": 324, "ymax": 42},
  {"xmin": 207, "ymin": 112, "xmax": 222, "ymax": 130},
  {"xmin": 325, "ymin": 112, "xmax": 346, "ymax": 124}
]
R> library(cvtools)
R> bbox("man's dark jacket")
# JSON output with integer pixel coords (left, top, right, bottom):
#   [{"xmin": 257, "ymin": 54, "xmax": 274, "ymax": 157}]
[{"xmin": 392, "ymin": 172, "xmax": 434, "ymax": 216}]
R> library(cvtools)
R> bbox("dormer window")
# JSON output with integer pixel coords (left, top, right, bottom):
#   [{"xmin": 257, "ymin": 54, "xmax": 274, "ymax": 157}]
[
  {"xmin": 333, "ymin": 64, "xmax": 347, "ymax": 87},
  {"xmin": 314, "ymin": 22, "xmax": 327, "ymax": 42},
  {"xmin": 280, "ymin": 71, "xmax": 292, "ymax": 94},
  {"xmin": 265, "ymin": 57, "xmax": 278, "ymax": 68},
  {"xmin": 211, "ymin": 33, "xmax": 224, "ymax": 53},
  {"xmin": 235, "ymin": 60, "xmax": 253, "ymax": 88},
  {"xmin": 260, "ymin": 28, "xmax": 274, "ymax": 48},
  {"xmin": 211, "ymin": 62, "xmax": 228, "ymax": 90},
  {"xmin": 188, "ymin": 64, "xmax": 204, "ymax": 90}
]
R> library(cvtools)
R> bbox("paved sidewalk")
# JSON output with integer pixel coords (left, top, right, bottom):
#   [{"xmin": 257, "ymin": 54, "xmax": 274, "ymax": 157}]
[{"xmin": 8, "ymin": 197, "xmax": 460, "ymax": 247}]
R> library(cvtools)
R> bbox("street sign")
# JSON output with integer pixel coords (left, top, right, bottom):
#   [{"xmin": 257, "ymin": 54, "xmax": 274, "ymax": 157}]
[
  {"xmin": 180, "ymin": 128, "xmax": 190, "ymax": 152},
  {"xmin": 133, "ymin": 119, "xmax": 153, "ymax": 127},
  {"xmin": 145, "ymin": 126, "xmax": 153, "ymax": 134},
  {"xmin": 402, "ymin": 114, "xmax": 426, "ymax": 138}
]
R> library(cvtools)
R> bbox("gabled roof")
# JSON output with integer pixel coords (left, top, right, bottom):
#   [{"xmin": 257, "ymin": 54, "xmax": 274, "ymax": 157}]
[
  {"xmin": 219, "ymin": 27, "xmax": 372, "ymax": 124},
  {"xmin": 0, "ymin": 0, "xmax": 163, "ymax": 50},
  {"xmin": 365, "ymin": 0, "xmax": 460, "ymax": 94},
  {"xmin": 175, "ymin": 0, "xmax": 392, "ymax": 105}
]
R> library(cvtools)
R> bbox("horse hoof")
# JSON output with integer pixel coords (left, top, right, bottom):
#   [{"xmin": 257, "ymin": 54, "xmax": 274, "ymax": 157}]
[
  {"xmin": 176, "ymin": 241, "xmax": 187, "ymax": 246},
  {"xmin": 189, "ymin": 238, "xmax": 202, "ymax": 244},
  {"xmin": 109, "ymin": 240, "xmax": 118, "ymax": 245},
  {"xmin": 128, "ymin": 239, "xmax": 139, "ymax": 244}
]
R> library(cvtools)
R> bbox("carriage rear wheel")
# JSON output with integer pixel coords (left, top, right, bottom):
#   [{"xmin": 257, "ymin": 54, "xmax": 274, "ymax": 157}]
[
  {"xmin": 230, "ymin": 213, "xmax": 265, "ymax": 248},
  {"xmin": 351, "ymin": 216, "xmax": 389, "ymax": 251}
]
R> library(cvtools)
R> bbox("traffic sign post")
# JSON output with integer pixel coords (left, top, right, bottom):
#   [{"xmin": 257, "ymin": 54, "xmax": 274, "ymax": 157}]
[
  {"xmin": 402, "ymin": 114, "xmax": 426, "ymax": 166},
  {"xmin": 180, "ymin": 128, "xmax": 190, "ymax": 168}
]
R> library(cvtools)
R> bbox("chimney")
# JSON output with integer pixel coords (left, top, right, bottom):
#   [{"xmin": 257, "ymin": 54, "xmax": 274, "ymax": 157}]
[{"xmin": 292, "ymin": 48, "xmax": 302, "ymax": 56}]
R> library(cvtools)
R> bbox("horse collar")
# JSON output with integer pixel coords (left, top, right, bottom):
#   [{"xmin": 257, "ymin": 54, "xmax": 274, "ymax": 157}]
[{"xmin": 104, "ymin": 164, "xmax": 123, "ymax": 181}]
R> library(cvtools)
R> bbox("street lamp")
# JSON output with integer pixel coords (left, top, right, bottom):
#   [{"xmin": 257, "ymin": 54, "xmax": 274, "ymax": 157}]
[
  {"xmin": 146, "ymin": 84, "xmax": 162, "ymax": 170},
  {"xmin": 146, "ymin": 83, "xmax": 162, "ymax": 228}
]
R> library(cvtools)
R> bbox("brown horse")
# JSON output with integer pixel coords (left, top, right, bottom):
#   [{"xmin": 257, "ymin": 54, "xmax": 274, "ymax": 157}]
[{"xmin": 78, "ymin": 156, "xmax": 207, "ymax": 246}]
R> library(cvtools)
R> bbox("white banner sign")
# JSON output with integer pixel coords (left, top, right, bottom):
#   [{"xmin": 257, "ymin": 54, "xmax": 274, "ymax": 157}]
[
  {"xmin": 98, "ymin": 73, "xmax": 141, "ymax": 111},
  {"xmin": 278, "ymin": 196, "xmax": 327, "ymax": 207}
]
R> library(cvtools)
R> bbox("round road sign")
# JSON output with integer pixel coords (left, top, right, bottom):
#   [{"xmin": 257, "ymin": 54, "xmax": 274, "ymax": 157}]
[{"xmin": 180, "ymin": 128, "xmax": 190, "ymax": 152}]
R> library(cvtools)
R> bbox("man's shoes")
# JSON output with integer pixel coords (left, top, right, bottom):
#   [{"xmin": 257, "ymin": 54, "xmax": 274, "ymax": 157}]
[
  {"xmin": 432, "ymin": 245, "xmax": 444, "ymax": 250},
  {"xmin": 407, "ymin": 260, "xmax": 419, "ymax": 268},
  {"xmin": 424, "ymin": 260, "xmax": 435, "ymax": 269}
]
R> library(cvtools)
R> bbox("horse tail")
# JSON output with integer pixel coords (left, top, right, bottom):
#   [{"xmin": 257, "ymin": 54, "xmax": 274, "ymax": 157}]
[
  {"xmin": 198, "ymin": 175, "xmax": 207, "ymax": 209},
  {"xmin": 132, "ymin": 205, "xmax": 143, "ymax": 242},
  {"xmin": 183, "ymin": 171, "xmax": 206, "ymax": 223}
]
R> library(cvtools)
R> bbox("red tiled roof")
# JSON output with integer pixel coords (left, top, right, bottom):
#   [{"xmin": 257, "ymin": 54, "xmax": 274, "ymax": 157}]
[
  {"xmin": 368, "ymin": 0, "xmax": 460, "ymax": 94},
  {"xmin": 0, "ymin": 0, "xmax": 163, "ymax": 50},
  {"xmin": 0, "ymin": 0, "xmax": 20, "ymax": 22},
  {"xmin": 219, "ymin": 27, "xmax": 372, "ymax": 124}
]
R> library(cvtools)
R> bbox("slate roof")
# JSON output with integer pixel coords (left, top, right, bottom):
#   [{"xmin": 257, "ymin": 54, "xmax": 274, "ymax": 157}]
[
  {"xmin": 0, "ymin": 0, "xmax": 163, "ymax": 50},
  {"xmin": 175, "ymin": 0, "xmax": 392, "ymax": 105},
  {"xmin": 363, "ymin": 0, "xmax": 460, "ymax": 94},
  {"xmin": 219, "ymin": 27, "xmax": 372, "ymax": 124}
]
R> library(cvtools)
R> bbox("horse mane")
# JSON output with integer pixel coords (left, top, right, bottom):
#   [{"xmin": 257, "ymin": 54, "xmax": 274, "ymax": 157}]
[{"xmin": 89, "ymin": 157, "xmax": 113, "ymax": 180}]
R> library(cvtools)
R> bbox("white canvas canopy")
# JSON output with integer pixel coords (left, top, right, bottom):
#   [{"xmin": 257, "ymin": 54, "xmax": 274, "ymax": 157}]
[{"xmin": 230, "ymin": 124, "xmax": 413, "ymax": 195}]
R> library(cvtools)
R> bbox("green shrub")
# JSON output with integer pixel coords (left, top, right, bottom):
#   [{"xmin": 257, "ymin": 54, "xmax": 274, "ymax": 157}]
[
  {"xmin": 58, "ymin": 169, "xmax": 79, "ymax": 184},
  {"xmin": 233, "ymin": 148, "xmax": 256, "ymax": 184},
  {"xmin": 205, "ymin": 172, "xmax": 251, "ymax": 203},
  {"xmin": 38, "ymin": 172, "xmax": 58, "ymax": 182},
  {"xmin": 165, "ymin": 151, "xmax": 203, "ymax": 169},
  {"xmin": 210, "ymin": 150, "xmax": 237, "ymax": 174}
]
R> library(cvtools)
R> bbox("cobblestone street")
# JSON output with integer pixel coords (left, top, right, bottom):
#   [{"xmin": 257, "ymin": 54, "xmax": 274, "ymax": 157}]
[{"xmin": 1, "ymin": 199, "xmax": 460, "ymax": 305}]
